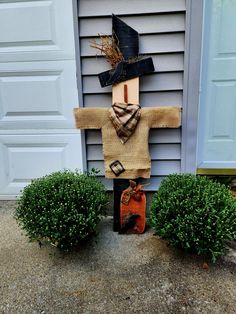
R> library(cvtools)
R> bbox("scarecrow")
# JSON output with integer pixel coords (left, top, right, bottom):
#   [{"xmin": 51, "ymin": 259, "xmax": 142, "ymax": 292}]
[{"xmin": 74, "ymin": 15, "xmax": 181, "ymax": 233}]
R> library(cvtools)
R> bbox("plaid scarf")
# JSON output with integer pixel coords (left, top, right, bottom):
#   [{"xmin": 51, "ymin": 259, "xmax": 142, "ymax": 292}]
[{"xmin": 109, "ymin": 102, "xmax": 141, "ymax": 144}]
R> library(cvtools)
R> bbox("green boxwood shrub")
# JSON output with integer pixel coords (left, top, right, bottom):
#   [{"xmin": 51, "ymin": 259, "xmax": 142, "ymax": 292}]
[
  {"xmin": 15, "ymin": 170, "xmax": 108, "ymax": 251},
  {"xmin": 149, "ymin": 174, "xmax": 236, "ymax": 262}
]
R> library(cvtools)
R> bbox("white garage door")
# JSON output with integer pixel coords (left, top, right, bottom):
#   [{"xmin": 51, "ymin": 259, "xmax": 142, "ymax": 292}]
[{"xmin": 0, "ymin": 0, "xmax": 83, "ymax": 199}]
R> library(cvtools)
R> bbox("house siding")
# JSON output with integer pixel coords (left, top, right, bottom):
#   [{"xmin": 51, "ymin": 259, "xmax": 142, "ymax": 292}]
[{"xmin": 77, "ymin": 0, "xmax": 186, "ymax": 190}]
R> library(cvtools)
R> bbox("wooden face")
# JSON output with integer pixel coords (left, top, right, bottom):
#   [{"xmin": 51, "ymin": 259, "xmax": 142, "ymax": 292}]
[{"xmin": 112, "ymin": 77, "xmax": 139, "ymax": 104}]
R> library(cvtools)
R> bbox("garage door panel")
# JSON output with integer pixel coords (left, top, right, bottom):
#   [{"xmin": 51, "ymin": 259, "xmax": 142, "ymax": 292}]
[
  {"xmin": 0, "ymin": 1, "xmax": 54, "ymax": 45},
  {"xmin": 0, "ymin": 60, "xmax": 78, "ymax": 129},
  {"xmin": 0, "ymin": 0, "xmax": 76, "ymax": 61},
  {"xmin": 0, "ymin": 133, "xmax": 83, "ymax": 196},
  {"xmin": 0, "ymin": 0, "xmax": 83, "ymax": 199}
]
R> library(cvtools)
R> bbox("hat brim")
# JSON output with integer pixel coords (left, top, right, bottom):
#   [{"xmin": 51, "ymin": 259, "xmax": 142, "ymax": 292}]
[{"xmin": 98, "ymin": 57, "xmax": 154, "ymax": 88}]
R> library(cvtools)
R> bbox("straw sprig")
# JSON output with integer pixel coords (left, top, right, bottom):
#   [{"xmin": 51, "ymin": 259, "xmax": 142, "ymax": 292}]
[{"xmin": 90, "ymin": 33, "xmax": 124, "ymax": 69}]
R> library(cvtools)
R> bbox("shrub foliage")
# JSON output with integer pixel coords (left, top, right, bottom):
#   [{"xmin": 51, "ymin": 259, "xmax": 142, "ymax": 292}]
[
  {"xmin": 15, "ymin": 170, "xmax": 108, "ymax": 250},
  {"xmin": 149, "ymin": 174, "xmax": 236, "ymax": 262}
]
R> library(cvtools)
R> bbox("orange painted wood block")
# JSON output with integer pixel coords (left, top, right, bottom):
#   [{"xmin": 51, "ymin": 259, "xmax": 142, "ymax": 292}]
[{"xmin": 120, "ymin": 180, "xmax": 146, "ymax": 234}]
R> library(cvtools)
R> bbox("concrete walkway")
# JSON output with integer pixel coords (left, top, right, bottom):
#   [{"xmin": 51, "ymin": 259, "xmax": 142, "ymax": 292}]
[{"xmin": 0, "ymin": 201, "xmax": 236, "ymax": 314}]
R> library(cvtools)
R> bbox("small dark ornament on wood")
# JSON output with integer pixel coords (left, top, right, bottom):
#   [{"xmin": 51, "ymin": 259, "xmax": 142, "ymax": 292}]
[
  {"xmin": 109, "ymin": 160, "xmax": 125, "ymax": 176},
  {"xmin": 119, "ymin": 213, "xmax": 140, "ymax": 234}
]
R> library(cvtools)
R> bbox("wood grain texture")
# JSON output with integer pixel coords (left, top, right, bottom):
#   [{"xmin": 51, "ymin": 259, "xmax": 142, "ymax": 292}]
[{"xmin": 112, "ymin": 78, "xmax": 139, "ymax": 104}]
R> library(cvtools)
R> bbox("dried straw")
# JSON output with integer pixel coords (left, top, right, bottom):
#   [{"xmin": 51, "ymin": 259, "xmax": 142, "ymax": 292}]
[{"xmin": 90, "ymin": 34, "xmax": 124, "ymax": 69}]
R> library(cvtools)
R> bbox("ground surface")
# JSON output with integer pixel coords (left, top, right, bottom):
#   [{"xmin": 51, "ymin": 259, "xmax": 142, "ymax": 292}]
[{"xmin": 0, "ymin": 201, "xmax": 236, "ymax": 314}]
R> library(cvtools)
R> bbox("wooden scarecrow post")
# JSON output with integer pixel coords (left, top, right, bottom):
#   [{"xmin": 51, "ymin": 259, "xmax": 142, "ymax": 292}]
[
  {"xmin": 74, "ymin": 15, "xmax": 181, "ymax": 233},
  {"xmin": 112, "ymin": 77, "xmax": 144, "ymax": 232}
]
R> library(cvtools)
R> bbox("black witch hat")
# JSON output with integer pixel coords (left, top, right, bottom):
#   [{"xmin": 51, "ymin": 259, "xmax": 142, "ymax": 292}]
[{"xmin": 98, "ymin": 14, "xmax": 154, "ymax": 88}]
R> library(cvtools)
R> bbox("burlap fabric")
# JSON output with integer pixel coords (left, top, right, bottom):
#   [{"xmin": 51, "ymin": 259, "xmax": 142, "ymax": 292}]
[{"xmin": 74, "ymin": 107, "xmax": 181, "ymax": 179}]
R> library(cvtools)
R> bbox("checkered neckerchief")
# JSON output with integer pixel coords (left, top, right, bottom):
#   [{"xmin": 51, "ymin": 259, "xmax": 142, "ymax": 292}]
[{"xmin": 109, "ymin": 102, "xmax": 141, "ymax": 144}]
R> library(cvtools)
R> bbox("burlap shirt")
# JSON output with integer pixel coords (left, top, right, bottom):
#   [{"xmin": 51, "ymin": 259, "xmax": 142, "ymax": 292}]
[{"xmin": 74, "ymin": 107, "xmax": 181, "ymax": 179}]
